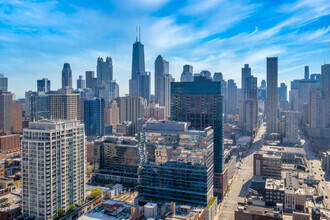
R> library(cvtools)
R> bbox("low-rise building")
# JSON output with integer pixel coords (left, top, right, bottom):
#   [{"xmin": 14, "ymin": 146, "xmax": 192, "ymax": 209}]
[
  {"xmin": 254, "ymin": 151, "xmax": 281, "ymax": 179},
  {"xmin": 115, "ymin": 121, "xmax": 135, "ymax": 136},
  {"xmin": 265, "ymin": 179, "xmax": 285, "ymax": 206},
  {"xmin": 235, "ymin": 204, "xmax": 282, "ymax": 219}
]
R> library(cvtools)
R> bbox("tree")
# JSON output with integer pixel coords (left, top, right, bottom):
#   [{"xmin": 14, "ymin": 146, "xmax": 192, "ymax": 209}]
[
  {"xmin": 88, "ymin": 188, "xmax": 102, "ymax": 200},
  {"xmin": 67, "ymin": 204, "xmax": 76, "ymax": 212},
  {"xmin": 53, "ymin": 208, "xmax": 65, "ymax": 220}
]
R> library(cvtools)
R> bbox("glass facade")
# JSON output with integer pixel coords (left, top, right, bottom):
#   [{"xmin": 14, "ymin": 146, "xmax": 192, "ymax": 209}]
[
  {"xmin": 170, "ymin": 80, "xmax": 223, "ymax": 173},
  {"xmin": 138, "ymin": 121, "xmax": 214, "ymax": 206},
  {"xmin": 84, "ymin": 98, "xmax": 105, "ymax": 137}
]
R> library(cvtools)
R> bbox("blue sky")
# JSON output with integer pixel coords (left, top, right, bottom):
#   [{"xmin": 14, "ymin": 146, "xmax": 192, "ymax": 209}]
[{"xmin": 0, "ymin": 0, "xmax": 329, "ymax": 98}]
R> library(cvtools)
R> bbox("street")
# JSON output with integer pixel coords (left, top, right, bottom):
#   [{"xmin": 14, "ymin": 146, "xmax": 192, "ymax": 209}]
[
  {"xmin": 216, "ymin": 123, "xmax": 266, "ymax": 219},
  {"xmin": 300, "ymin": 130, "xmax": 330, "ymax": 209}
]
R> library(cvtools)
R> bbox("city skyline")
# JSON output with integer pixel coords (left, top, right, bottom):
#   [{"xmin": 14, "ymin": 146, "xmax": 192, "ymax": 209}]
[{"xmin": 0, "ymin": 0, "xmax": 329, "ymax": 98}]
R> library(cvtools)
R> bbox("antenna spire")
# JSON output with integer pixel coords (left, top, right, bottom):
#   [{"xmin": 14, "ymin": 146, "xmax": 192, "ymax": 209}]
[
  {"xmin": 139, "ymin": 26, "xmax": 141, "ymax": 42},
  {"xmin": 136, "ymin": 26, "xmax": 138, "ymax": 42}
]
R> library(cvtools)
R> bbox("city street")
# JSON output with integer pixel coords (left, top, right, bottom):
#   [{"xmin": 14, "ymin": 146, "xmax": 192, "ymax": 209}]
[
  {"xmin": 216, "ymin": 123, "xmax": 266, "ymax": 219},
  {"xmin": 300, "ymin": 131, "xmax": 330, "ymax": 209}
]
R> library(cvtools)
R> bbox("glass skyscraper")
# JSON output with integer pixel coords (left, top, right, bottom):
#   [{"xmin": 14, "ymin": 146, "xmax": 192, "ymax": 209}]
[{"xmin": 84, "ymin": 98, "xmax": 105, "ymax": 137}]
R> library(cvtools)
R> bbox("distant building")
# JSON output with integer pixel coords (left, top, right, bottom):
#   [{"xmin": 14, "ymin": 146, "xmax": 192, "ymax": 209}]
[
  {"xmin": 97, "ymin": 57, "xmax": 113, "ymax": 85},
  {"xmin": 278, "ymin": 82, "xmax": 287, "ymax": 102},
  {"xmin": 297, "ymin": 80, "xmax": 319, "ymax": 113},
  {"xmin": 30, "ymin": 92, "xmax": 48, "ymax": 121},
  {"xmin": 94, "ymin": 136, "xmax": 138, "ymax": 185},
  {"xmin": 115, "ymin": 96, "xmax": 145, "ymax": 132},
  {"xmin": 48, "ymin": 92, "xmax": 80, "ymax": 120},
  {"xmin": 266, "ymin": 57, "xmax": 279, "ymax": 133},
  {"xmin": 0, "ymin": 74, "xmax": 8, "ymax": 92},
  {"xmin": 85, "ymin": 71, "xmax": 95, "ymax": 89},
  {"xmin": 145, "ymin": 103, "xmax": 166, "ymax": 120},
  {"xmin": 104, "ymin": 100, "xmax": 119, "ymax": 126},
  {"xmin": 137, "ymin": 120, "xmax": 215, "ymax": 207},
  {"xmin": 0, "ymin": 91, "xmax": 13, "ymax": 133},
  {"xmin": 108, "ymin": 80, "xmax": 119, "ymax": 101},
  {"xmin": 84, "ymin": 98, "xmax": 105, "ymax": 137},
  {"xmin": 77, "ymin": 75, "xmax": 86, "ymax": 89},
  {"xmin": 235, "ymin": 204, "xmax": 282, "ymax": 219},
  {"xmin": 265, "ymin": 178, "xmax": 285, "ymax": 206},
  {"xmin": 21, "ymin": 120, "xmax": 86, "ymax": 219},
  {"xmin": 227, "ymin": 79, "xmax": 238, "ymax": 114},
  {"xmin": 239, "ymin": 98, "xmax": 258, "ymax": 135},
  {"xmin": 37, "ymin": 78, "xmax": 50, "ymax": 92},
  {"xmin": 12, "ymin": 100, "xmax": 22, "ymax": 133},
  {"xmin": 0, "ymin": 134, "xmax": 20, "ymax": 154},
  {"xmin": 180, "ymin": 64, "xmax": 193, "ymax": 82},
  {"xmin": 304, "ymin": 66, "xmax": 309, "ymax": 80},
  {"xmin": 115, "ymin": 121, "xmax": 135, "ymax": 136},
  {"xmin": 62, "ymin": 63, "xmax": 72, "ymax": 89}
]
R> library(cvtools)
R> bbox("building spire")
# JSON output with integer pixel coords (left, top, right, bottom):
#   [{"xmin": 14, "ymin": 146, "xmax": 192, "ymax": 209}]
[
  {"xmin": 136, "ymin": 26, "xmax": 138, "ymax": 42},
  {"xmin": 139, "ymin": 26, "xmax": 141, "ymax": 42}
]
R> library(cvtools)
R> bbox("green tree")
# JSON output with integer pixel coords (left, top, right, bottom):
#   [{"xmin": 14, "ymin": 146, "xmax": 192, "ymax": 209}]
[
  {"xmin": 88, "ymin": 188, "xmax": 102, "ymax": 200},
  {"xmin": 53, "ymin": 208, "xmax": 65, "ymax": 220},
  {"xmin": 67, "ymin": 204, "xmax": 76, "ymax": 212}
]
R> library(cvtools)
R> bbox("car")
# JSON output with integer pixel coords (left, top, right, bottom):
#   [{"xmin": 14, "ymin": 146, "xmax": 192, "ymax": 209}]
[
  {"xmin": 312, "ymin": 166, "xmax": 314, "ymax": 168},
  {"xmin": 326, "ymin": 196, "xmax": 328, "ymax": 199},
  {"xmin": 319, "ymin": 168, "xmax": 321, "ymax": 170},
  {"xmin": 322, "ymin": 186, "xmax": 324, "ymax": 189},
  {"xmin": 322, "ymin": 179, "xmax": 324, "ymax": 181},
  {"xmin": 315, "ymin": 172, "xmax": 317, "ymax": 174},
  {"xmin": 311, "ymin": 162, "xmax": 313, "ymax": 164},
  {"xmin": 243, "ymin": 179, "xmax": 245, "ymax": 181},
  {"xmin": 320, "ymin": 174, "xmax": 323, "ymax": 177}
]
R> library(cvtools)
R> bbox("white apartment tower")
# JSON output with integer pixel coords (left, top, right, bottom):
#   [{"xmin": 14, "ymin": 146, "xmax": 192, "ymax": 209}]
[{"xmin": 21, "ymin": 120, "xmax": 86, "ymax": 219}]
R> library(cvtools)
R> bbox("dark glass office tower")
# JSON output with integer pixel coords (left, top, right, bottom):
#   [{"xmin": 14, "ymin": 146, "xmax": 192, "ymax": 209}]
[
  {"xmin": 171, "ymin": 76, "xmax": 224, "ymax": 197},
  {"xmin": 37, "ymin": 78, "xmax": 50, "ymax": 92},
  {"xmin": 62, "ymin": 63, "xmax": 72, "ymax": 89},
  {"xmin": 84, "ymin": 98, "xmax": 105, "ymax": 137}
]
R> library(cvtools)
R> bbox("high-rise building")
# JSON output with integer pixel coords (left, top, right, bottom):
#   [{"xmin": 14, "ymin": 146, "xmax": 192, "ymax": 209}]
[
  {"xmin": 30, "ymin": 93, "xmax": 49, "ymax": 121},
  {"xmin": 108, "ymin": 80, "xmax": 119, "ymax": 101},
  {"xmin": 129, "ymin": 32, "xmax": 149, "ymax": 100},
  {"xmin": 97, "ymin": 57, "xmax": 113, "ymax": 85},
  {"xmin": 241, "ymin": 64, "xmax": 251, "ymax": 93},
  {"xmin": 48, "ymin": 93, "xmax": 80, "ymax": 120},
  {"xmin": 278, "ymin": 82, "xmax": 287, "ymax": 101},
  {"xmin": 138, "ymin": 120, "xmax": 215, "ymax": 207},
  {"xmin": 261, "ymin": 79, "xmax": 266, "ymax": 88},
  {"xmin": 0, "ymin": 74, "xmax": 8, "ymax": 91},
  {"xmin": 239, "ymin": 98, "xmax": 258, "ymax": 134},
  {"xmin": 85, "ymin": 71, "xmax": 95, "ymax": 89},
  {"xmin": 84, "ymin": 98, "xmax": 105, "ymax": 137},
  {"xmin": 171, "ymin": 76, "xmax": 224, "ymax": 197},
  {"xmin": 104, "ymin": 100, "xmax": 119, "ymax": 126},
  {"xmin": 180, "ymin": 65, "xmax": 193, "ymax": 82},
  {"xmin": 21, "ymin": 120, "xmax": 86, "ymax": 219},
  {"xmin": 115, "ymin": 96, "xmax": 145, "ymax": 131},
  {"xmin": 213, "ymin": 72, "xmax": 227, "ymax": 122},
  {"xmin": 322, "ymin": 64, "xmax": 330, "ymax": 100},
  {"xmin": 297, "ymin": 80, "xmax": 319, "ymax": 113},
  {"xmin": 283, "ymin": 111, "xmax": 299, "ymax": 145},
  {"xmin": 77, "ymin": 75, "xmax": 86, "ymax": 89},
  {"xmin": 155, "ymin": 55, "xmax": 169, "ymax": 103},
  {"xmin": 94, "ymin": 136, "xmax": 138, "ymax": 185},
  {"xmin": 200, "ymin": 70, "xmax": 212, "ymax": 79},
  {"xmin": 24, "ymin": 90, "xmax": 36, "ymax": 118},
  {"xmin": 62, "ymin": 63, "xmax": 72, "ymax": 89},
  {"xmin": 12, "ymin": 100, "xmax": 22, "ymax": 133},
  {"xmin": 154, "ymin": 55, "xmax": 173, "ymax": 116},
  {"xmin": 37, "ymin": 78, "xmax": 50, "ymax": 92},
  {"xmin": 310, "ymin": 73, "xmax": 321, "ymax": 83},
  {"xmin": 0, "ymin": 91, "xmax": 13, "ymax": 133},
  {"xmin": 266, "ymin": 57, "xmax": 279, "ymax": 133},
  {"xmin": 304, "ymin": 66, "xmax": 309, "ymax": 80},
  {"xmin": 227, "ymin": 79, "xmax": 238, "ymax": 114}
]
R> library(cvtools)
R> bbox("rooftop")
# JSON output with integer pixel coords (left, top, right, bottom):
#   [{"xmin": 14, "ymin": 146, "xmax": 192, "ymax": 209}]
[{"xmin": 265, "ymin": 179, "xmax": 285, "ymax": 191}]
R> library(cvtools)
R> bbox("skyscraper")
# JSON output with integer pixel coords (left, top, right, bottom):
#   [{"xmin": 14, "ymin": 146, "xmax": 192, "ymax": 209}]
[
  {"xmin": 12, "ymin": 100, "xmax": 22, "ymax": 133},
  {"xmin": 37, "ymin": 78, "xmax": 51, "ymax": 92},
  {"xmin": 84, "ymin": 98, "xmax": 105, "ymax": 137},
  {"xmin": 138, "ymin": 120, "xmax": 215, "ymax": 207},
  {"xmin": 62, "ymin": 63, "xmax": 72, "ymax": 89},
  {"xmin": 266, "ymin": 57, "xmax": 279, "ymax": 133},
  {"xmin": 200, "ymin": 70, "xmax": 212, "ymax": 79},
  {"xmin": 21, "ymin": 120, "xmax": 86, "ymax": 219},
  {"xmin": 154, "ymin": 55, "xmax": 173, "ymax": 116},
  {"xmin": 304, "ymin": 66, "xmax": 309, "ymax": 80},
  {"xmin": 241, "ymin": 64, "xmax": 251, "ymax": 93},
  {"xmin": 104, "ymin": 100, "xmax": 119, "ymax": 126},
  {"xmin": 30, "ymin": 93, "xmax": 49, "ymax": 121},
  {"xmin": 97, "ymin": 57, "xmax": 113, "ymax": 85},
  {"xmin": 154, "ymin": 55, "xmax": 169, "ymax": 103},
  {"xmin": 85, "ymin": 71, "xmax": 95, "ymax": 89},
  {"xmin": 171, "ymin": 76, "xmax": 224, "ymax": 197},
  {"xmin": 227, "ymin": 79, "xmax": 238, "ymax": 114},
  {"xmin": 0, "ymin": 74, "xmax": 8, "ymax": 91},
  {"xmin": 322, "ymin": 64, "xmax": 330, "ymax": 100},
  {"xmin": 115, "ymin": 96, "xmax": 145, "ymax": 131},
  {"xmin": 278, "ymin": 82, "xmax": 287, "ymax": 101},
  {"xmin": 129, "ymin": 33, "xmax": 150, "ymax": 101},
  {"xmin": 108, "ymin": 80, "xmax": 119, "ymax": 101},
  {"xmin": 180, "ymin": 64, "xmax": 193, "ymax": 82},
  {"xmin": 77, "ymin": 75, "xmax": 86, "ymax": 89},
  {"xmin": 48, "ymin": 93, "xmax": 80, "ymax": 120},
  {"xmin": 0, "ymin": 91, "xmax": 13, "ymax": 133}
]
